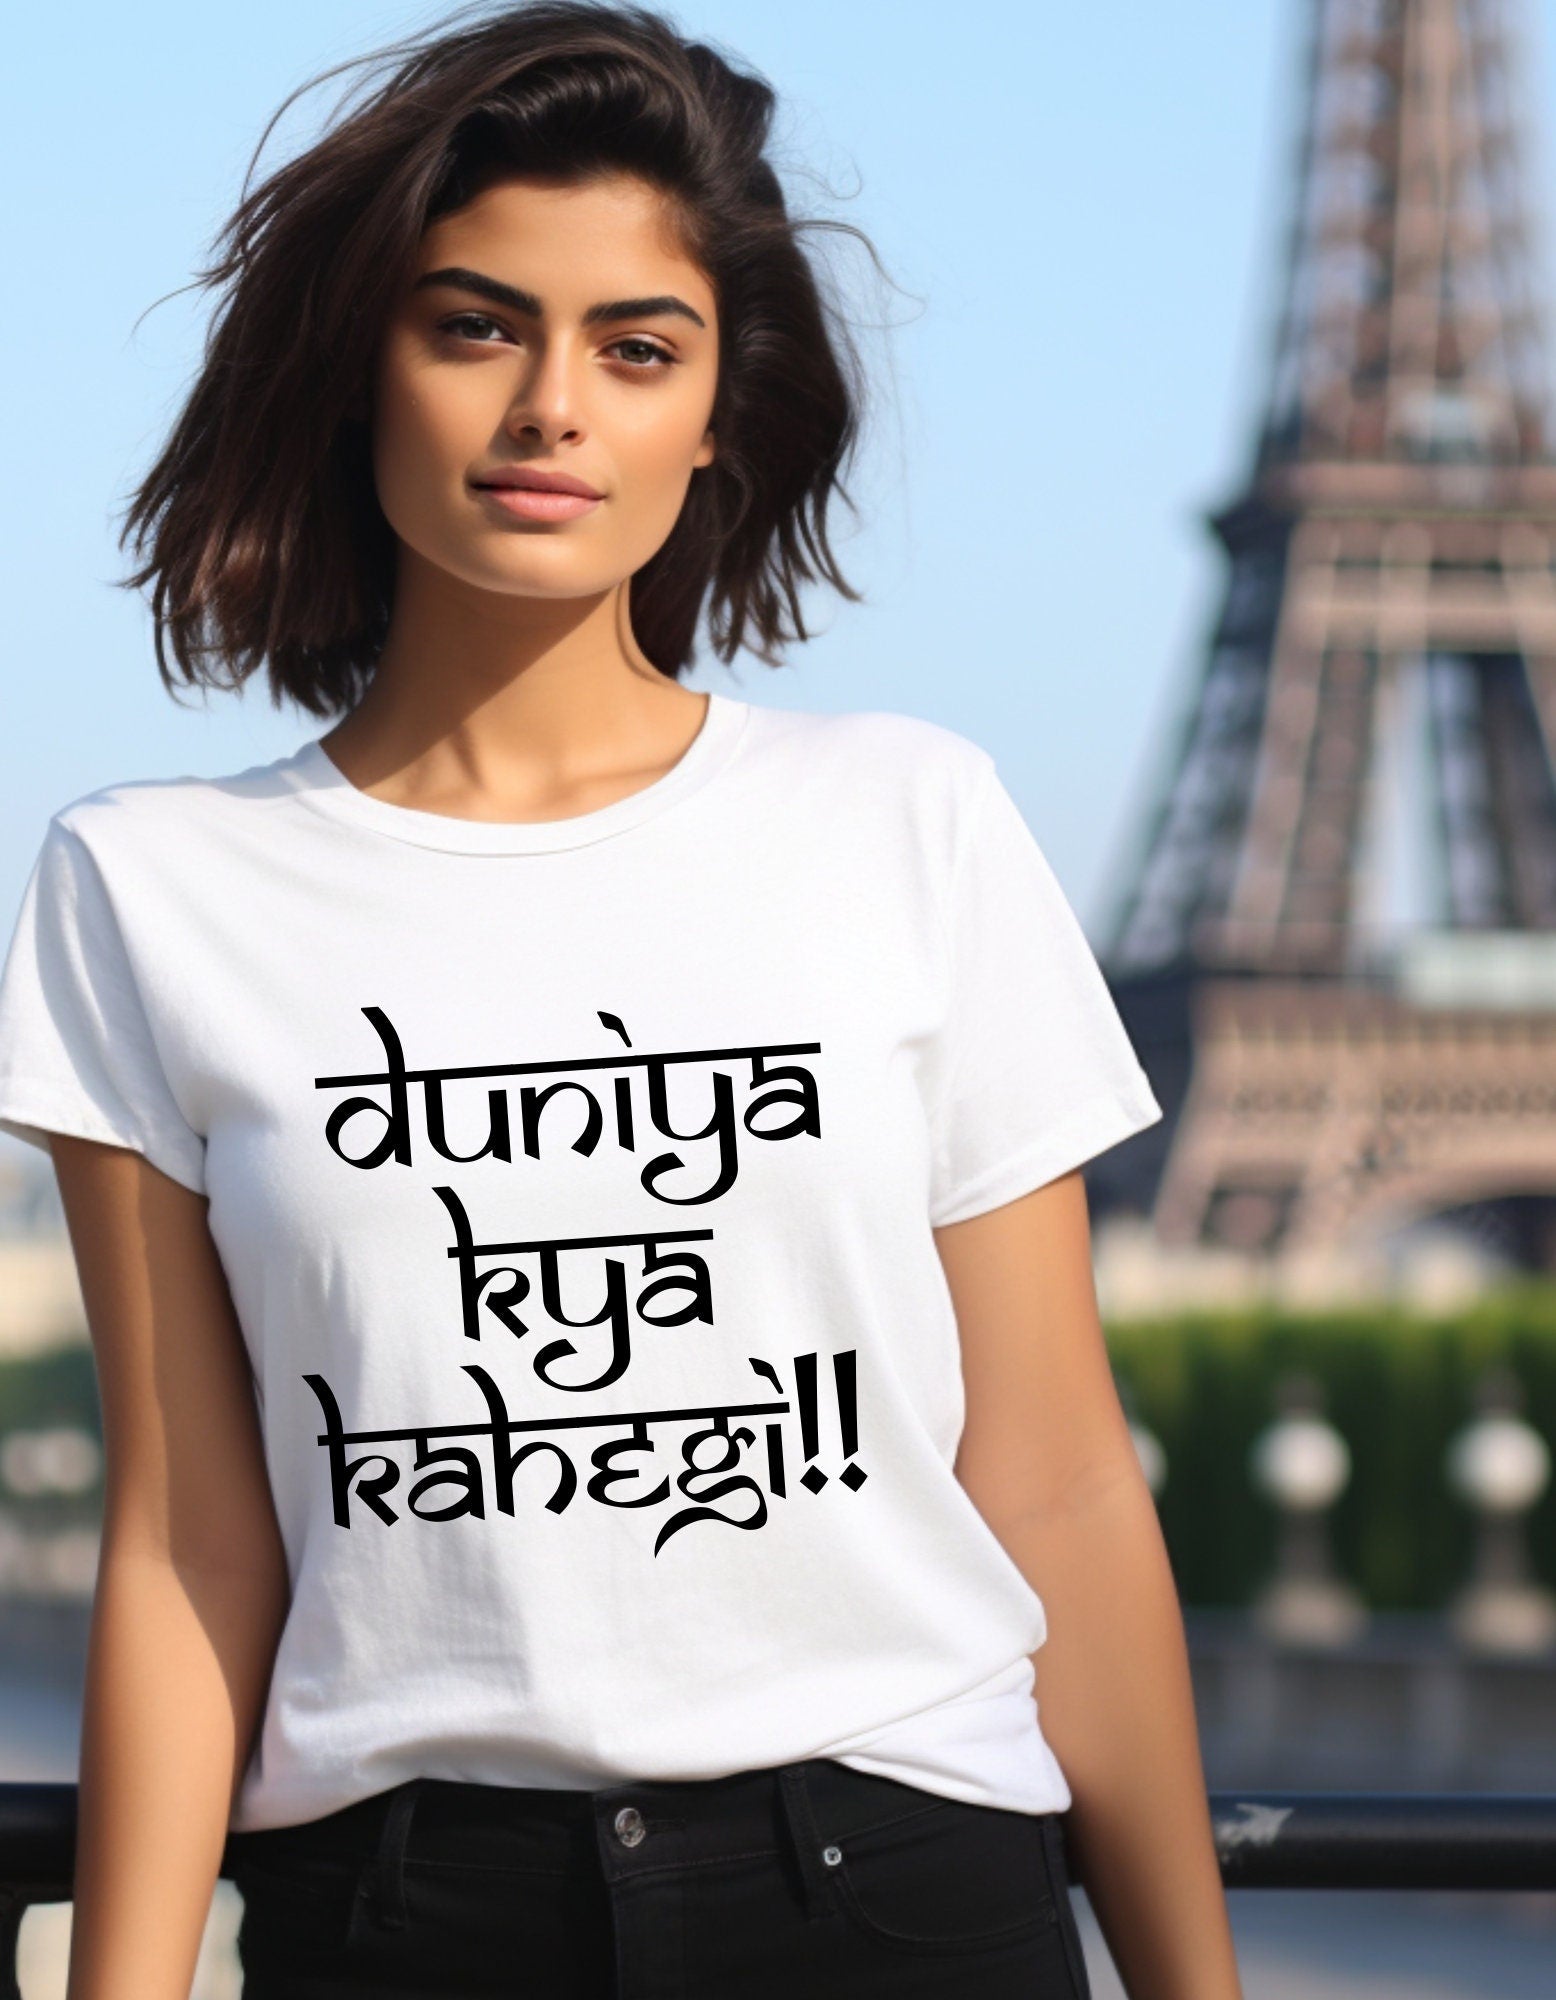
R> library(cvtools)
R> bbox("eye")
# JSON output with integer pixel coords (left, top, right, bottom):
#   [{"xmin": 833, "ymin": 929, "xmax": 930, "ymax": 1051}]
[
  {"xmin": 439, "ymin": 311, "xmax": 510, "ymax": 344},
  {"xmin": 606, "ymin": 337, "xmax": 677, "ymax": 371},
  {"xmin": 436, "ymin": 315, "xmax": 677, "ymax": 372}
]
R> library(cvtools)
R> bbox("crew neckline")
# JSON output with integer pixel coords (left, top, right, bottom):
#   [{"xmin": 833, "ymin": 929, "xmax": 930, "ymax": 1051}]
[{"xmin": 286, "ymin": 690, "xmax": 751, "ymax": 854}]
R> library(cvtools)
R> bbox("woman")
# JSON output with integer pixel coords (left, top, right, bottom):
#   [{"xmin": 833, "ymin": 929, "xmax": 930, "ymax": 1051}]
[{"xmin": 0, "ymin": 3, "xmax": 1244, "ymax": 1995}]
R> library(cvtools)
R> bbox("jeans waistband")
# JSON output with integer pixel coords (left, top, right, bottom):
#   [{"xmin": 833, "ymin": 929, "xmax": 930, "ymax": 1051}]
[{"xmin": 314, "ymin": 1758, "xmax": 1032, "ymax": 1936}]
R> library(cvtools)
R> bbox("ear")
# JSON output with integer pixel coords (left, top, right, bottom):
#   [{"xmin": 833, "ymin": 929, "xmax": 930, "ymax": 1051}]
[{"xmin": 694, "ymin": 427, "xmax": 716, "ymax": 470}]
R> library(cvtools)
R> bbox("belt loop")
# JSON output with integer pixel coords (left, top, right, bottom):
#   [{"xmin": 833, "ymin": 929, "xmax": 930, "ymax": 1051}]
[
  {"xmin": 776, "ymin": 1763, "xmax": 839, "ymax": 1925},
  {"xmin": 349, "ymin": 1778, "xmax": 424, "ymax": 1938}
]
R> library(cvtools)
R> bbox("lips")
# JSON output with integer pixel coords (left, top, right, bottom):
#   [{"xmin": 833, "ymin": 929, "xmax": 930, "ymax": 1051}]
[
  {"xmin": 472, "ymin": 469, "xmax": 603, "ymax": 499},
  {"xmin": 474, "ymin": 481, "xmax": 604, "ymax": 523}
]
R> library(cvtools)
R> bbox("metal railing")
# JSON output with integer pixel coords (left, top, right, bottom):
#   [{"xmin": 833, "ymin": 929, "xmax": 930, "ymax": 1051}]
[{"xmin": 0, "ymin": 1784, "xmax": 1552, "ymax": 1997}]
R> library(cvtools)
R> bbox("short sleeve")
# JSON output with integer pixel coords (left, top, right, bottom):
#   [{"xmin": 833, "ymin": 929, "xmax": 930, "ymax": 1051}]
[
  {"xmin": 926, "ymin": 765, "xmax": 1162, "ymax": 1226},
  {"xmin": 0, "ymin": 817, "xmax": 207, "ymax": 1195}
]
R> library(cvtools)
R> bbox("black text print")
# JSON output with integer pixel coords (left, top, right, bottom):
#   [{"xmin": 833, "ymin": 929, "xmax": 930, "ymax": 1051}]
[{"xmin": 302, "ymin": 1008, "xmax": 866, "ymax": 1558}]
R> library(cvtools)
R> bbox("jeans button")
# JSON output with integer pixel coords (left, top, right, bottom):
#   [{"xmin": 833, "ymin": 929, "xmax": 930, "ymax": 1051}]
[{"xmin": 614, "ymin": 1805, "xmax": 647, "ymax": 1847}]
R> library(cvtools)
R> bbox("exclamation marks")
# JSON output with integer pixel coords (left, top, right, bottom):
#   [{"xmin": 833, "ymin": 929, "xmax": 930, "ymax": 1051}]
[
  {"xmin": 793, "ymin": 1350, "xmax": 867, "ymax": 1494},
  {"xmin": 832, "ymin": 1349, "xmax": 866, "ymax": 1490},
  {"xmin": 747, "ymin": 1351, "xmax": 867, "ymax": 1499}
]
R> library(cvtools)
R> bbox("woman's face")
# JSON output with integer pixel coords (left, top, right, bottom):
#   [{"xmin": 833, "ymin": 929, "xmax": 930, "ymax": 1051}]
[{"xmin": 368, "ymin": 170, "xmax": 719, "ymax": 603}]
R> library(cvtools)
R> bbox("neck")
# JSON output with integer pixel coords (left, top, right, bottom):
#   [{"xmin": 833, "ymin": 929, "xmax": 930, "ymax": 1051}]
[{"xmin": 316, "ymin": 554, "xmax": 707, "ymax": 817}]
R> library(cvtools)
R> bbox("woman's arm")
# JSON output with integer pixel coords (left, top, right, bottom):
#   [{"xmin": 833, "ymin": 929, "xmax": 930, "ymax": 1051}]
[
  {"xmin": 49, "ymin": 1135, "xmax": 290, "ymax": 2000},
  {"xmin": 936, "ymin": 1167, "xmax": 1244, "ymax": 2000}
]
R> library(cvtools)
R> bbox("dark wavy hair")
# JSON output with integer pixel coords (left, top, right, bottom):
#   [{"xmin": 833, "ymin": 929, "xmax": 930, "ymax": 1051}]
[{"xmin": 117, "ymin": 0, "xmax": 885, "ymax": 717}]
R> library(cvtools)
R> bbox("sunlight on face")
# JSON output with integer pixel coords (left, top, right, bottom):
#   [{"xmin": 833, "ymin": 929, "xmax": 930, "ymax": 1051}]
[{"xmin": 370, "ymin": 171, "xmax": 720, "ymax": 602}]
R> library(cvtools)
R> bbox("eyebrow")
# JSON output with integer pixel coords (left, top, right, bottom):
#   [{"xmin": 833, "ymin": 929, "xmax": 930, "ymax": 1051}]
[{"xmin": 411, "ymin": 266, "xmax": 707, "ymax": 330}]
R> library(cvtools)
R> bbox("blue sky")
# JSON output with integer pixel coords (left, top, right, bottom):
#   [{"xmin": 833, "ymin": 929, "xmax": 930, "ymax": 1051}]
[{"xmin": 6, "ymin": 0, "xmax": 1556, "ymax": 941}]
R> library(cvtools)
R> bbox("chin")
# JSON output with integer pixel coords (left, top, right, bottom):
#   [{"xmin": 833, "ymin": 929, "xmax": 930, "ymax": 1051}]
[{"xmin": 475, "ymin": 558, "xmax": 626, "ymax": 601}]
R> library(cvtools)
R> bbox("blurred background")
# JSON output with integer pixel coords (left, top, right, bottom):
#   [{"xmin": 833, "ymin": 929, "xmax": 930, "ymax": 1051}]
[{"xmin": 5, "ymin": 0, "xmax": 1556, "ymax": 1992}]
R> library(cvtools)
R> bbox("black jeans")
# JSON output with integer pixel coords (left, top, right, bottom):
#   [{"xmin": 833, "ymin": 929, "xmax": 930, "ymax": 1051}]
[{"xmin": 229, "ymin": 1756, "xmax": 1094, "ymax": 1998}]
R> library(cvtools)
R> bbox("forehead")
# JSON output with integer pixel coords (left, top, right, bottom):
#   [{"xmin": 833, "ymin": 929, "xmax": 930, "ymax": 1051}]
[{"xmin": 417, "ymin": 173, "xmax": 710, "ymax": 299}]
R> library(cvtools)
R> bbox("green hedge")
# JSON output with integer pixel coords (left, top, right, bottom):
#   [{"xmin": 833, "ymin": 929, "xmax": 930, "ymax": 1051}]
[
  {"xmin": 0, "ymin": 1343, "xmax": 103, "ymax": 1532},
  {"xmin": 1104, "ymin": 1282, "xmax": 1556, "ymax": 1611},
  {"xmin": 0, "ymin": 1344, "xmax": 100, "ymax": 1442}
]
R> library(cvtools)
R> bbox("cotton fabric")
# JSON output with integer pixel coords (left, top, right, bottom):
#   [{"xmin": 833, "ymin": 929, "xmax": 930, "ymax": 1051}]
[{"xmin": 0, "ymin": 691, "xmax": 1161, "ymax": 1830}]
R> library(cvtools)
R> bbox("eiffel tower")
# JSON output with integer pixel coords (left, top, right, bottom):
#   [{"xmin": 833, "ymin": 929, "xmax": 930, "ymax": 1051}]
[{"xmin": 1098, "ymin": 0, "xmax": 1556, "ymax": 1274}]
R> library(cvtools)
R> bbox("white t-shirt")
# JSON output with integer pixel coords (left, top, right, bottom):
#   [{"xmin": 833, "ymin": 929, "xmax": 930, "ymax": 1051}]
[{"xmin": 0, "ymin": 690, "xmax": 1162, "ymax": 1831}]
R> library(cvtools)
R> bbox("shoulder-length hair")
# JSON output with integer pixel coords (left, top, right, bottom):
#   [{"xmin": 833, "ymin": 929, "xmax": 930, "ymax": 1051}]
[{"xmin": 119, "ymin": 0, "xmax": 884, "ymax": 717}]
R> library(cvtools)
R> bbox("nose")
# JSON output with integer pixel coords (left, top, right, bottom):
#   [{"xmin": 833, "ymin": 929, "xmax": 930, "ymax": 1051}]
[{"xmin": 502, "ymin": 338, "xmax": 586, "ymax": 448}]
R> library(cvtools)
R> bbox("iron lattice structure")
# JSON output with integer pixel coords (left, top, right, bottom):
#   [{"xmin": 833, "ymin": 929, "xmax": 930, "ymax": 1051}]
[{"xmin": 1097, "ymin": 0, "xmax": 1556, "ymax": 1269}]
